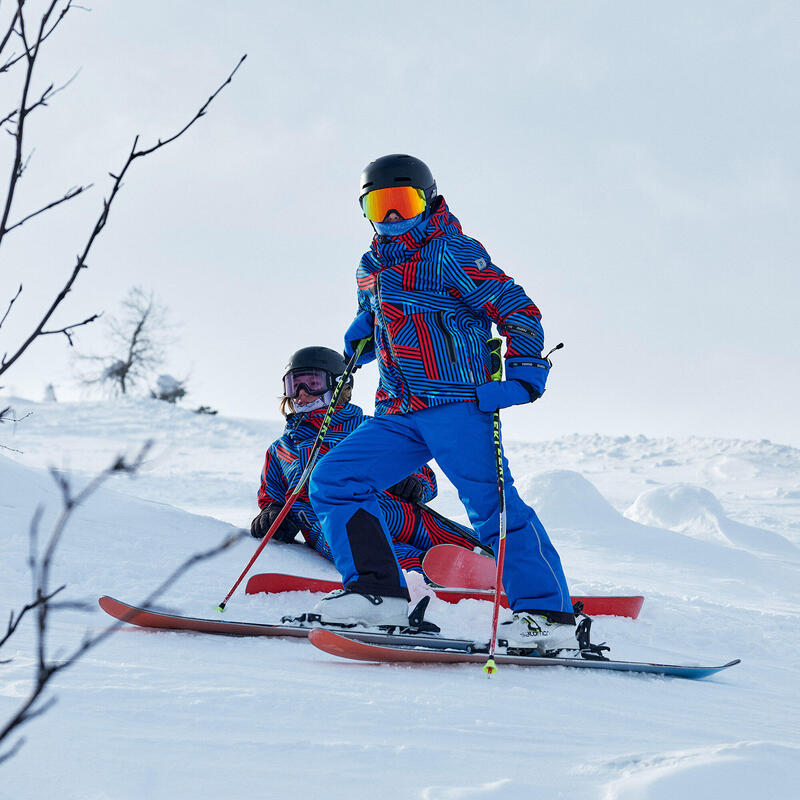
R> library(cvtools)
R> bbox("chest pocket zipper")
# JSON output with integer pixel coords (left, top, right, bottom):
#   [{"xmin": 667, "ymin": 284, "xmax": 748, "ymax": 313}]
[
  {"xmin": 435, "ymin": 311, "xmax": 458, "ymax": 364},
  {"xmin": 503, "ymin": 322, "xmax": 540, "ymax": 339}
]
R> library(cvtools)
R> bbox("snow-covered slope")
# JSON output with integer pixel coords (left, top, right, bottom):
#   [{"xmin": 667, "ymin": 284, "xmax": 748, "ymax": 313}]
[{"xmin": 1, "ymin": 397, "xmax": 799, "ymax": 799}]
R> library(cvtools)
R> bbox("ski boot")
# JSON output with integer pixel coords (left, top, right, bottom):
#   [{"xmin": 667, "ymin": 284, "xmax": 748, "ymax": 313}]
[
  {"xmin": 282, "ymin": 593, "xmax": 440, "ymax": 635},
  {"xmin": 499, "ymin": 611, "xmax": 579, "ymax": 656}
]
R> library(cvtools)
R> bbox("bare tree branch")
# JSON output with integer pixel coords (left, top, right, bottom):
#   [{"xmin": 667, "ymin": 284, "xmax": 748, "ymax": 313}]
[
  {"xmin": 0, "ymin": 52, "xmax": 246, "ymax": 378},
  {"xmin": 0, "ymin": 17, "xmax": 248, "ymax": 755},
  {"xmin": 0, "ymin": 1, "xmax": 65, "ymax": 246},
  {"xmin": 0, "ymin": 6, "xmax": 22, "ymax": 66},
  {"xmin": 0, "ymin": 441, "xmax": 249, "ymax": 763},
  {"xmin": 135, "ymin": 53, "xmax": 247, "ymax": 158},
  {"xmin": 0, "ymin": 0, "xmax": 73, "ymax": 74},
  {"xmin": 40, "ymin": 311, "xmax": 101, "ymax": 346},
  {"xmin": 24, "ymin": 67, "xmax": 82, "ymax": 115},
  {"xmin": 0, "ymin": 585, "xmax": 65, "ymax": 655},
  {"xmin": 0, "ymin": 108, "xmax": 19, "ymax": 131},
  {"xmin": 0, "ymin": 736, "xmax": 26, "ymax": 767},
  {"xmin": 0, "ymin": 284, "xmax": 22, "ymax": 331},
  {"xmin": 0, "ymin": 406, "xmax": 32, "ymax": 424},
  {"xmin": 4, "ymin": 183, "xmax": 90, "ymax": 235},
  {"xmin": 0, "ymin": 403, "xmax": 32, "ymax": 451},
  {"xmin": 54, "ymin": 528, "xmax": 246, "ymax": 674}
]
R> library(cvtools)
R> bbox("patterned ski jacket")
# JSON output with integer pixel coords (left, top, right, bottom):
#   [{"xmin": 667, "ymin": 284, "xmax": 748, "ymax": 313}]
[
  {"xmin": 257, "ymin": 403, "xmax": 474, "ymax": 570},
  {"xmin": 352, "ymin": 196, "xmax": 546, "ymax": 416}
]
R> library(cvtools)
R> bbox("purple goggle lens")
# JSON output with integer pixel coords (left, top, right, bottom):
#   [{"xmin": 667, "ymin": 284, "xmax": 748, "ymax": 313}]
[{"xmin": 283, "ymin": 368, "xmax": 332, "ymax": 399}]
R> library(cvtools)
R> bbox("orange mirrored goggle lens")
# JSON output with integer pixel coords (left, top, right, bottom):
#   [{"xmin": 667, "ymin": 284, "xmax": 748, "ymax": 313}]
[{"xmin": 361, "ymin": 186, "xmax": 427, "ymax": 222}]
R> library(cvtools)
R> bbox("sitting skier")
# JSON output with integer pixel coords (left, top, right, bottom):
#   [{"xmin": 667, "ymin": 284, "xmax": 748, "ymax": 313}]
[{"xmin": 250, "ymin": 346, "xmax": 479, "ymax": 575}]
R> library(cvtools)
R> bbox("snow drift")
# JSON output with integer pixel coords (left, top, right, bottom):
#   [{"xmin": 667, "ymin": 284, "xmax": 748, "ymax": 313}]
[{"xmin": 625, "ymin": 483, "xmax": 798, "ymax": 558}]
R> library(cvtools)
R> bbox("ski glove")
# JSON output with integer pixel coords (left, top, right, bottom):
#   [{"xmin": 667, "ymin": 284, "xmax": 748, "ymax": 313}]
[
  {"xmin": 343, "ymin": 310, "xmax": 376, "ymax": 366},
  {"xmin": 476, "ymin": 356, "xmax": 550, "ymax": 412},
  {"xmin": 386, "ymin": 475, "xmax": 425, "ymax": 503},
  {"xmin": 250, "ymin": 502, "xmax": 299, "ymax": 542},
  {"xmin": 506, "ymin": 355, "xmax": 550, "ymax": 399}
]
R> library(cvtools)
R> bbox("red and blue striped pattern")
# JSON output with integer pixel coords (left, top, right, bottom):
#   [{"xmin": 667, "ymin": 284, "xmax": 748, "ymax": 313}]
[{"xmin": 354, "ymin": 197, "xmax": 545, "ymax": 415}]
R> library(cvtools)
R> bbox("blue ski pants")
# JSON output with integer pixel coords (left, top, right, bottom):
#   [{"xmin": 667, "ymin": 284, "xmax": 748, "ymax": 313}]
[{"xmin": 309, "ymin": 402, "xmax": 572, "ymax": 616}]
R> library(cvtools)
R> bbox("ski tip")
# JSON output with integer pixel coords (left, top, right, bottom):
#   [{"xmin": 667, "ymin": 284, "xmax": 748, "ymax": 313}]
[{"xmin": 483, "ymin": 657, "xmax": 498, "ymax": 676}]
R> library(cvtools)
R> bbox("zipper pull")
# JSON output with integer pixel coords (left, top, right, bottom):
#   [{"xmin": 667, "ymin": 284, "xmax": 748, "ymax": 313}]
[{"xmin": 544, "ymin": 342, "xmax": 564, "ymax": 363}]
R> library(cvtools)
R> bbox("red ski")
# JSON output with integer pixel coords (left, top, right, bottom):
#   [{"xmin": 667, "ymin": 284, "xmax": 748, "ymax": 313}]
[
  {"xmin": 308, "ymin": 629, "xmax": 740, "ymax": 680},
  {"xmin": 422, "ymin": 544, "xmax": 644, "ymax": 618},
  {"xmin": 244, "ymin": 572, "xmax": 644, "ymax": 619},
  {"xmin": 98, "ymin": 596, "xmax": 309, "ymax": 638},
  {"xmin": 422, "ymin": 544, "xmax": 644, "ymax": 619},
  {"xmin": 423, "ymin": 544, "xmax": 501, "ymax": 589},
  {"xmin": 97, "ymin": 596, "xmax": 469, "ymax": 649}
]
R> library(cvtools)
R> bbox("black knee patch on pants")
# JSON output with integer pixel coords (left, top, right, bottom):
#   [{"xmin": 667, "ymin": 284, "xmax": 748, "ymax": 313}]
[{"xmin": 345, "ymin": 508, "xmax": 410, "ymax": 600}]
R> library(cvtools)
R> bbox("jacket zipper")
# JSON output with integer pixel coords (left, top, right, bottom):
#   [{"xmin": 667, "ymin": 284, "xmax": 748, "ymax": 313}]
[{"xmin": 435, "ymin": 310, "xmax": 457, "ymax": 364}]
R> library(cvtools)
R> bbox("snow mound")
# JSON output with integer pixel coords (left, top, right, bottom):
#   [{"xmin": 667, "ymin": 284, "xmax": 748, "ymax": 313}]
[
  {"xmin": 515, "ymin": 469, "xmax": 622, "ymax": 530},
  {"xmin": 624, "ymin": 484, "xmax": 798, "ymax": 557},
  {"xmin": 513, "ymin": 469, "xmax": 799, "ymax": 602},
  {"xmin": 603, "ymin": 741, "xmax": 800, "ymax": 800}
]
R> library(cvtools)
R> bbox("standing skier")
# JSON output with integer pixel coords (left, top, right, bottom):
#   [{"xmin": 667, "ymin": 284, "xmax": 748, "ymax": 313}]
[
  {"xmin": 252, "ymin": 346, "xmax": 480, "ymax": 576},
  {"xmin": 307, "ymin": 155, "xmax": 577, "ymax": 652}
]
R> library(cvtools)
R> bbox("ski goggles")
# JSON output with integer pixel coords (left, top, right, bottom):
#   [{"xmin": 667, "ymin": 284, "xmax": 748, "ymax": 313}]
[
  {"xmin": 282, "ymin": 368, "xmax": 334, "ymax": 399},
  {"xmin": 360, "ymin": 186, "xmax": 427, "ymax": 223}
]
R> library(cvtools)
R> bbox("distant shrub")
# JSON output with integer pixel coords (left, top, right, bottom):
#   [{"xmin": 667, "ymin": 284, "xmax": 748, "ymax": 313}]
[{"xmin": 151, "ymin": 374, "xmax": 187, "ymax": 404}]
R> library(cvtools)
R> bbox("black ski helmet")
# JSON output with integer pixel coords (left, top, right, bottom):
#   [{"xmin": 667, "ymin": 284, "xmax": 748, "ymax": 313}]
[
  {"xmin": 283, "ymin": 346, "xmax": 352, "ymax": 385},
  {"xmin": 359, "ymin": 154, "xmax": 437, "ymax": 208}
]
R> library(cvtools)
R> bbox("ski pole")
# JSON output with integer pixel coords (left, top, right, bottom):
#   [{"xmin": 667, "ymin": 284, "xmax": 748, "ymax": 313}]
[
  {"xmin": 216, "ymin": 338, "xmax": 369, "ymax": 612},
  {"xmin": 483, "ymin": 337, "xmax": 506, "ymax": 676}
]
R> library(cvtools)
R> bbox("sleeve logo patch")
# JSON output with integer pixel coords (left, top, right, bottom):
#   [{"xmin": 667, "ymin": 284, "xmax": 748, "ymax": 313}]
[{"xmin": 475, "ymin": 258, "xmax": 488, "ymax": 270}]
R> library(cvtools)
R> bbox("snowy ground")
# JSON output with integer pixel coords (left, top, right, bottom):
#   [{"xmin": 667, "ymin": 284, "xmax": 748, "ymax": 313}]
[{"xmin": 1, "ymin": 396, "xmax": 799, "ymax": 799}]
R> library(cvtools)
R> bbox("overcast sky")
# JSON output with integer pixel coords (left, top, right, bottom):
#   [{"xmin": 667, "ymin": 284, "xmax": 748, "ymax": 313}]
[{"xmin": 1, "ymin": 1, "xmax": 798, "ymax": 447}]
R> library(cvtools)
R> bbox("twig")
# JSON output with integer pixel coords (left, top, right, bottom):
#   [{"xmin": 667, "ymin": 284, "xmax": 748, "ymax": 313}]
[
  {"xmin": 0, "ymin": 441, "xmax": 247, "ymax": 763},
  {"xmin": 0, "ymin": 407, "xmax": 32, "ymax": 424},
  {"xmin": 0, "ymin": 6, "xmax": 21, "ymax": 66},
  {"xmin": 0, "ymin": 0, "xmax": 73, "ymax": 75},
  {"xmin": 0, "ymin": 284, "xmax": 22, "ymax": 331},
  {"xmin": 39, "ymin": 312, "xmax": 101, "ymax": 346},
  {"xmin": 0, "ymin": 1, "xmax": 65, "ymax": 246},
  {"xmin": 4, "ymin": 183, "xmax": 91, "ymax": 235},
  {"xmin": 0, "ymin": 585, "xmax": 65, "ymax": 653},
  {"xmin": 0, "ymin": 53, "xmax": 247, "ymax": 378},
  {"xmin": 135, "ymin": 54, "xmax": 247, "ymax": 158},
  {"xmin": 56, "ymin": 528, "xmax": 247, "ymax": 673},
  {"xmin": 0, "ymin": 404, "xmax": 32, "ymax": 451},
  {"xmin": 0, "ymin": 108, "xmax": 18, "ymax": 130}
]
